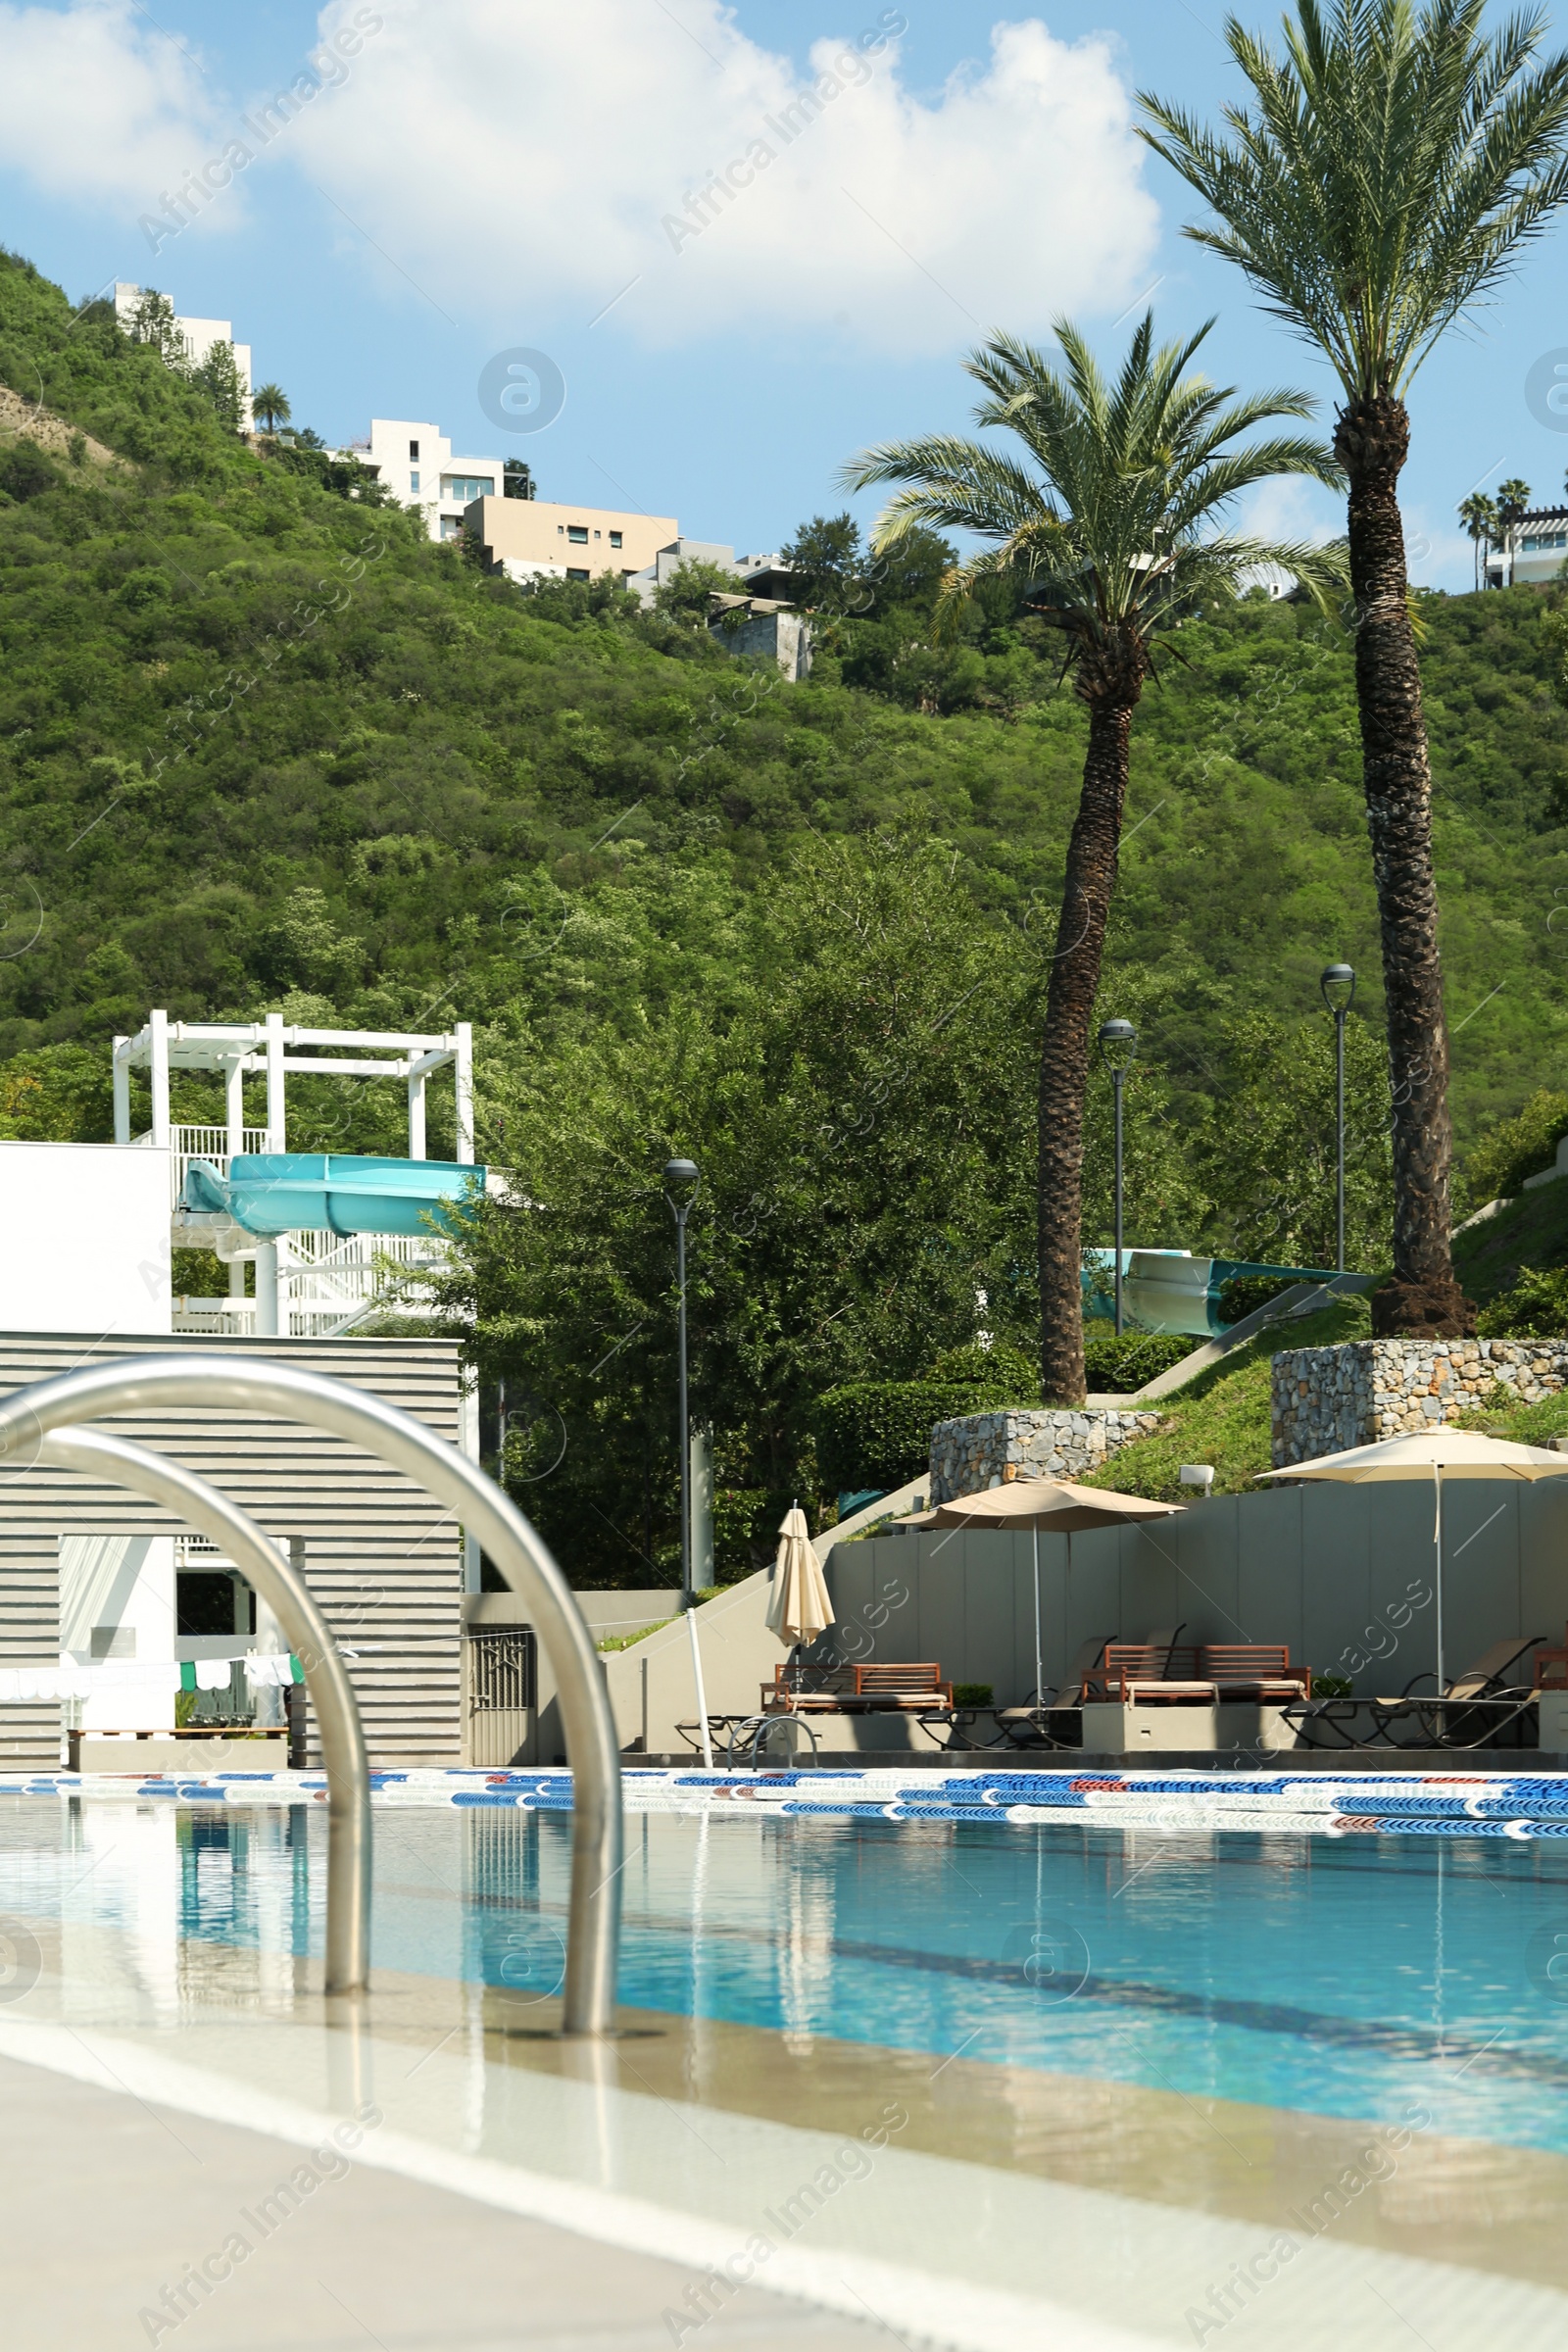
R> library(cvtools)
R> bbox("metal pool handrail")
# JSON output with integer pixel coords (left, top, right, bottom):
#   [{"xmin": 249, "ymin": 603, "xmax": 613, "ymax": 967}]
[
  {"xmin": 0, "ymin": 1354, "xmax": 623, "ymax": 2037},
  {"xmin": 39, "ymin": 1424, "xmax": 372, "ymax": 1995}
]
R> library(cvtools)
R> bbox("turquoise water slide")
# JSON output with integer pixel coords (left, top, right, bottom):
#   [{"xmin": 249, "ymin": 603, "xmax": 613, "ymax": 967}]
[
  {"xmin": 1081, "ymin": 1249, "xmax": 1345, "ymax": 1338},
  {"xmin": 182, "ymin": 1153, "xmax": 485, "ymax": 1240}
]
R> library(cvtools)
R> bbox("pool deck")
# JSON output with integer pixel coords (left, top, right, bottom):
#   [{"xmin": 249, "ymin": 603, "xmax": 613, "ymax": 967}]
[{"xmin": 0, "ymin": 2047, "xmax": 882, "ymax": 2351}]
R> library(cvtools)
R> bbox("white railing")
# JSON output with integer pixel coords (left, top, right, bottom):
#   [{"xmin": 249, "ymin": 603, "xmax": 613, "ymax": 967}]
[
  {"xmin": 172, "ymin": 1230, "xmax": 450, "ymax": 1340},
  {"xmin": 152, "ymin": 1123, "xmax": 270, "ymax": 1208}
]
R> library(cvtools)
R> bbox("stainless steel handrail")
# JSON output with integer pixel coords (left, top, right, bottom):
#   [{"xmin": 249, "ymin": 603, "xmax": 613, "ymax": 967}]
[
  {"xmin": 39, "ymin": 1426, "xmax": 371, "ymax": 1994},
  {"xmin": 0, "ymin": 1353, "xmax": 622, "ymax": 2034}
]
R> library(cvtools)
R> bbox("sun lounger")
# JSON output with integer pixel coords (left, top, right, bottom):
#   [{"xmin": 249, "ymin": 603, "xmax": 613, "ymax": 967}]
[
  {"xmin": 760, "ymin": 1661, "xmax": 953, "ymax": 1714},
  {"xmin": 1285, "ymin": 1634, "xmax": 1544, "ymax": 1749}
]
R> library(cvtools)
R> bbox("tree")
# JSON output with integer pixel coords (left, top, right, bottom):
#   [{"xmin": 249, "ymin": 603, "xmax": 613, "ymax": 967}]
[
  {"xmin": 650, "ymin": 557, "xmax": 740, "ymax": 628},
  {"xmin": 1457, "ymin": 491, "xmax": 1498, "ymax": 592},
  {"xmin": 192, "ymin": 340, "xmax": 246, "ymax": 434},
  {"xmin": 843, "ymin": 314, "xmax": 1344, "ymax": 1401},
  {"xmin": 126, "ymin": 288, "xmax": 188, "ymax": 368},
  {"xmin": 503, "ymin": 458, "xmax": 535, "ymax": 500},
  {"xmin": 777, "ymin": 513, "xmax": 866, "ymax": 613},
  {"xmin": 251, "ymin": 382, "xmax": 291, "ymax": 434},
  {"xmin": 1140, "ymin": 0, "xmax": 1568, "ymax": 1339},
  {"xmin": 1497, "ymin": 476, "xmax": 1534, "ymax": 527}
]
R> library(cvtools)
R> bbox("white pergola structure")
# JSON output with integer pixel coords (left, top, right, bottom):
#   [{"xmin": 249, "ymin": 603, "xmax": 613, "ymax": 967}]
[
  {"xmin": 113, "ymin": 1014, "xmax": 474, "ymax": 1338},
  {"xmin": 113, "ymin": 1012, "xmax": 474, "ymax": 1164}
]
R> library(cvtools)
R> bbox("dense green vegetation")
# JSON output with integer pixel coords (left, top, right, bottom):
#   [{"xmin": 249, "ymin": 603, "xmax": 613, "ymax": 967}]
[{"xmin": 7, "ymin": 247, "xmax": 1568, "ymax": 1575}]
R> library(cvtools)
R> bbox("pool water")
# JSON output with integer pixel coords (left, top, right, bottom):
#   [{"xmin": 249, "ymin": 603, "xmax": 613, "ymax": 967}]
[{"xmin": 6, "ymin": 1798, "xmax": 1568, "ymax": 2160}]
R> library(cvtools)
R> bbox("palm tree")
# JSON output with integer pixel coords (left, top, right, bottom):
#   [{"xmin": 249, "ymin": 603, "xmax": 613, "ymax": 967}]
[
  {"xmin": 251, "ymin": 381, "xmax": 291, "ymax": 435},
  {"xmin": 1141, "ymin": 0, "xmax": 1568, "ymax": 1340},
  {"xmin": 1457, "ymin": 492, "xmax": 1498, "ymax": 592},
  {"xmin": 843, "ymin": 315, "xmax": 1344, "ymax": 1402}
]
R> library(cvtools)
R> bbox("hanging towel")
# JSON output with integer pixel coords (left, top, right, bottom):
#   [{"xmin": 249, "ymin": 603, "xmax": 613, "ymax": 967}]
[
  {"xmin": 242, "ymin": 1653, "xmax": 302, "ymax": 1689},
  {"xmin": 196, "ymin": 1659, "xmax": 236, "ymax": 1690}
]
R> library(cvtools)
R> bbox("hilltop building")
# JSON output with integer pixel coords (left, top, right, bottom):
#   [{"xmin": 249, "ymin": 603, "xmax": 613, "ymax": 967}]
[
  {"xmin": 334, "ymin": 418, "xmax": 511, "ymax": 544},
  {"xmin": 113, "ymin": 283, "xmax": 253, "ymax": 426},
  {"xmin": 1484, "ymin": 506, "xmax": 1568, "ymax": 588}
]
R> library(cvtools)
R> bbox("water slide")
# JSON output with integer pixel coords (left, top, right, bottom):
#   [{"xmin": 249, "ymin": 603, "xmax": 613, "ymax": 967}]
[
  {"xmin": 182, "ymin": 1153, "xmax": 485, "ymax": 1240},
  {"xmin": 1080, "ymin": 1249, "xmax": 1346, "ymax": 1338}
]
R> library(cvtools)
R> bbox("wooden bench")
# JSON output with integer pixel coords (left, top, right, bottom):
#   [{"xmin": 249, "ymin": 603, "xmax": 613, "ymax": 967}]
[
  {"xmin": 760, "ymin": 1662, "xmax": 953, "ymax": 1714},
  {"xmin": 1090, "ymin": 1642, "xmax": 1308, "ymax": 1704}
]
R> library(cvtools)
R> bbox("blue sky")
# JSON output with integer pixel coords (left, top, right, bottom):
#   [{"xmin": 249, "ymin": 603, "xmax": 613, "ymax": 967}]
[{"xmin": 1, "ymin": 0, "xmax": 1565, "ymax": 586}]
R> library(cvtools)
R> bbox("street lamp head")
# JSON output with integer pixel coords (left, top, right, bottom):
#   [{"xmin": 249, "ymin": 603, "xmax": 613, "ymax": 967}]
[
  {"xmin": 1097, "ymin": 1018, "xmax": 1138, "ymax": 1074},
  {"xmin": 662, "ymin": 1156, "xmax": 700, "ymax": 1212},
  {"xmin": 1319, "ymin": 962, "xmax": 1356, "ymax": 1014}
]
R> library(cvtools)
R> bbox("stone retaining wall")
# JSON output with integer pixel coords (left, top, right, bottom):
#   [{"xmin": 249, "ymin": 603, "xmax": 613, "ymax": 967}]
[
  {"xmin": 931, "ymin": 1407, "xmax": 1163, "ymax": 1501},
  {"xmin": 1271, "ymin": 1338, "xmax": 1568, "ymax": 1466}
]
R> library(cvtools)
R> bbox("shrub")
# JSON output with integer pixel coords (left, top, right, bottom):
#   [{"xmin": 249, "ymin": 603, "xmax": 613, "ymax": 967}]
[
  {"xmin": 811, "ymin": 1381, "xmax": 982, "ymax": 1494},
  {"xmin": 953, "ymin": 1683, "xmax": 994, "ymax": 1708},
  {"xmin": 1082, "ymin": 1332, "xmax": 1194, "ymax": 1393},
  {"xmin": 1475, "ymin": 1265, "xmax": 1568, "ymax": 1339},
  {"xmin": 1464, "ymin": 1091, "xmax": 1568, "ymax": 1206},
  {"xmin": 926, "ymin": 1341, "xmax": 1040, "ymax": 1399}
]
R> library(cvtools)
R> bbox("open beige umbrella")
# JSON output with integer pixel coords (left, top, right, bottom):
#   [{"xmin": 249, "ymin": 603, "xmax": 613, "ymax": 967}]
[
  {"xmin": 895, "ymin": 1478, "xmax": 1184, "ymax": 1709},
  {"xmin": 1260, "ymin": 1428, "xmax": 1568, "ymax": 1692},
  {"xmin": 766, "ymin": 1503, "xmax": 834, "ymax": 1648}
]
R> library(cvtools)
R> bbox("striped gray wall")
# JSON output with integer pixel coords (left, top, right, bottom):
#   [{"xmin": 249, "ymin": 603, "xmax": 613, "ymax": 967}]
[{"xmin": 0, "ymin": 1333, "xmax": 467, "ymax": 1770}]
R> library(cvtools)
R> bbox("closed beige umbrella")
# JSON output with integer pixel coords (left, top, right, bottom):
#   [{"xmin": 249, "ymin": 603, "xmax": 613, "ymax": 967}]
[
  {"xmin": 1260, "ymin": 1428, "xmax": 1568, "ymax": 1692},
  {"xmin": 766, "ymin": 1503, "xmax": 834, "ymax": 1646}
]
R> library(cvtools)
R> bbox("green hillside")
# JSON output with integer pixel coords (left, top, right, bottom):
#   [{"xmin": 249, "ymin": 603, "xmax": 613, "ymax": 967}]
[{"xmin": 6, "ymin": 245, "xmax": 1568, "ymax": 1577}]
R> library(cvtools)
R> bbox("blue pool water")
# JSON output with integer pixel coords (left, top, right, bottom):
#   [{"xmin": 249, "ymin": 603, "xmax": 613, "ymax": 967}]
[{"xmin": 7, "ymin": 1800, "xmax": 1568, "ymax": 2156}]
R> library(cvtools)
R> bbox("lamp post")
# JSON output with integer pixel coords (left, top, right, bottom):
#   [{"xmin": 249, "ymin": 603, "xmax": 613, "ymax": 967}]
[
  {"xmin": 1319, "ymin": 964, "xmax": 1356, "ymax": 1272},
  {"xmin": 662, "ymin": 1159, "xmax": 700, "ymax": 1602},
  {"xmin": 1097, "ymin": 1019, "xmax": 1137, "ymax": 1336}
]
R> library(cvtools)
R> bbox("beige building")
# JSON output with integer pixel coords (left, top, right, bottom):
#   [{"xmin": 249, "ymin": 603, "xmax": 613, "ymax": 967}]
[{"xmin": 469, "ymin": 496, "xmax": 679, "ymax": 586}]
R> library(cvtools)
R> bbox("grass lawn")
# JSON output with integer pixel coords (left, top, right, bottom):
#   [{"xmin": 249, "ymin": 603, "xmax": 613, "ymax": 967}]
[
  {"xmin": 1454, "ymin": 1179, "xmax": 1568, "ymax": 1306},
  {"xmin": 1082, "ymin": 1297, "xmax": 1372, "ymax": 1502}
]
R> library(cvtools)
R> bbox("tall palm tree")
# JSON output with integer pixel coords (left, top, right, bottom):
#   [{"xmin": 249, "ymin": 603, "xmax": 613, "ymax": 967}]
[
  {"xmin": 843, "ymin": 315, "xmax": 1344, "ymax": 1402},
  {"xmin": 251, "ymin": 381, "xmax": 291, "ymax": 435},
  {"xmin": 1141, "ymin": 0, "xmax": 1568, "ymax": 1339},
  {"xmin": 1457, "ymin": 491, "xmax": 1498, "ymax": 592}
]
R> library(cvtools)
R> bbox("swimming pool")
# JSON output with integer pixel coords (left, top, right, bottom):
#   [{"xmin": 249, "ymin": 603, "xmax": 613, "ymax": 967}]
[{"xmin": 6, "ymin": 1778, "xmax": 1568, "ymax": 2350}]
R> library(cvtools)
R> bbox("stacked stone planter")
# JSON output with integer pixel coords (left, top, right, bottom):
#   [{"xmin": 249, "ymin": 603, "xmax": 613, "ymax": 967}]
[
  {"xmin": 930, "ymin": 1408, "xmax": 1163, "ymax": 1502},
  {"xmin": 1271, "ymin": 1338, "xmax": 1568, "ymax": 1466}
]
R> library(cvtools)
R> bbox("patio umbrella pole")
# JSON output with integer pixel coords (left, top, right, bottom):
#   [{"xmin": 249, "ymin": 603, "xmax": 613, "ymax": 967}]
[
  {"xmin": 1032, "ymin": 1526, "xmax": 1043, "ymax": 1711},
  {"xmin": 1434, "ymin": 1463, "xmax": 1445, "ymax": 1698},
  {"xmin": 687, "ymin": 1601, "xmax": 713, "ymax": 1769}
]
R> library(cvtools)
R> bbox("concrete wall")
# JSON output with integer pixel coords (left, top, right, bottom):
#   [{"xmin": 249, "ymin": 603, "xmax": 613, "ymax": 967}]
[
  {"xmin": 824, "ymin": 1478, "xmax": 1568, "ymax": 1705},
  {"xmin": 0, "ymin": 1143, "xmax": 171, "ymax": 1335}
]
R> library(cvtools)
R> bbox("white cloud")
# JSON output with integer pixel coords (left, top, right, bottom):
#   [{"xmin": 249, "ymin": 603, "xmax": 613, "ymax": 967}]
[
  {"xmin": 0, "ymin": 2, "xmax": 1162, "ymax": 352},
  {"xmin": 0, "ymin": 0, "xmax": 217, "ymax": 210},
  {"xmin": 290, "ymin": 0, "xmax": 1161, "ymax": 353}
]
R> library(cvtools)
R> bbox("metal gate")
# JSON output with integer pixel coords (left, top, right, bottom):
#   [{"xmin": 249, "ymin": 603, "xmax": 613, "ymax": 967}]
[{"xmin": 466, "ymin": 1625, "xmax": 537, "ymax": 1766}]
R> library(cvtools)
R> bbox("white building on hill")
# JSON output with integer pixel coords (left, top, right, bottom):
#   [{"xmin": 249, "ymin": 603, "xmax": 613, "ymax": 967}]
[
  {"xmin": 113, "ymin": 284, "xmax": 252, "ymax": 426},
  {"xmin": 335, "ymin": 418, "xmax": 508, "ymax": 544},
  {"xmin": 1484, "ymin": 506, "xmax": 1568, "ymax": 588}
]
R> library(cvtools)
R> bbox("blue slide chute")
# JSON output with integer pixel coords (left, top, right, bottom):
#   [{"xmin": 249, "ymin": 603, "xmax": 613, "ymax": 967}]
[
  {"xmin": 182, "ymin": 1153, "xmax": 485, "ymax": 1241},
  {"xmin": 1081, "ymin": 1250, "xmax": 1347, "ymax": 1339}
]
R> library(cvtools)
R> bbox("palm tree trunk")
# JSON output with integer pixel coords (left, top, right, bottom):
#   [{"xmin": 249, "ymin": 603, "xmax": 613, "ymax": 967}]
[
  {"xmin": 1038, "ymin": 689, "xmax": 1139, "ymax": 1403},
  {"xmin": 1336, "ymin": 396, "xmax": 1473, "ymax": 1338}
]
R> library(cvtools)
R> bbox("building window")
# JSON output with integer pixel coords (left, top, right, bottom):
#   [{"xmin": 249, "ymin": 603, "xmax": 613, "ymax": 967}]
[
  {"xmin": 567, "ymin": 524, "xmax": 589, "ymax": 544},
  {"xmin": 439, "ymin": 516, "xmax": 466, "ymax": 540},
  {"xmin": 557, "ymin": 523, "xmax": 564, "ymax": 534},
  {"xmin": 409, "ymin": 439, "xmax": 419, "ymax": 460},
  {"xmin": 443, "ymin": 475, "xmax": 495, "ymax": 503},
  {"xmin": 566, "ymin": 566, "xmax": 590, "ymax": 581},
  {"xmin": 1522, "ymin": 531, "xmax": 1568, "ymax": 552},
  {"xmin": 410, "ymin": 471, "xmax": 420, "ymax": 492},
  {"xmin": 610, "ymin": 531, "xmax": 622, "ymax": 549}
]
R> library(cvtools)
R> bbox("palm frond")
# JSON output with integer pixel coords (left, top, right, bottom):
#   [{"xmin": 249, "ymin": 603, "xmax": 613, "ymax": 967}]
[{"xmin": 1140, "ymin": 0, "xmax": 1568, "ymax": 401}]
